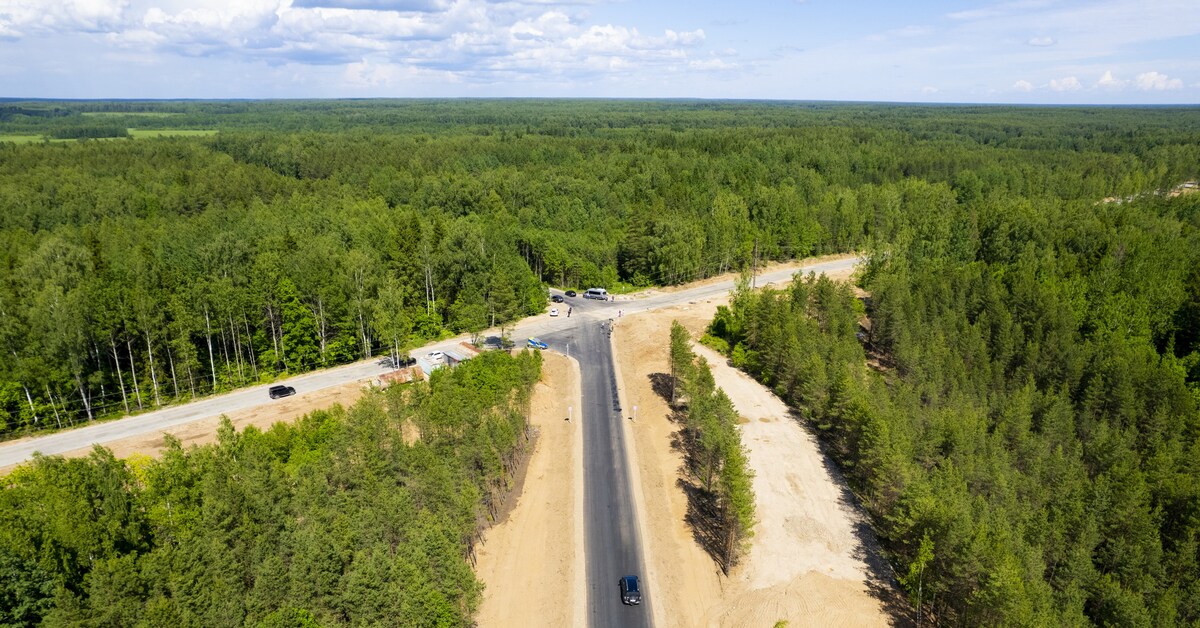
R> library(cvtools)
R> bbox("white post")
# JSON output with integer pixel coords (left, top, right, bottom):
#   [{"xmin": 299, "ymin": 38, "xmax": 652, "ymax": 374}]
[{"xmin": 568, "ymin": 405, "xmax": 573, "ymax": 422}]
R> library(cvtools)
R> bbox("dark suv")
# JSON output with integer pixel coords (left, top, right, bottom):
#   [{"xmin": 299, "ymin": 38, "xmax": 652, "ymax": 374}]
[
  {"xmin": 268, "ymin": 385, "xmax": 296, "ymax": 399},
  {"xmin": 619, "ymin": 575, "xmax": 641, "ymax": 605}
]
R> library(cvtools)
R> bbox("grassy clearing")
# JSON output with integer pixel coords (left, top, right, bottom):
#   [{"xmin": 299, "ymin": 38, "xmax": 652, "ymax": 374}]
[
  {"xmin": 0, "ymin": 135, "xmax": 46, "ymax": 144},
  {"xmin": 127, "ymin": 128, "xmax": 217, "ymax": 138},
  {"xmin": 81, "ymin": 111, "xmax": 183, "ymax": 118}
]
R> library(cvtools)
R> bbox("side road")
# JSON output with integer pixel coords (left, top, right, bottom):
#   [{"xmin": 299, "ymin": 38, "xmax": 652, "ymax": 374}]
[{"xmin": 0, "ymin": 254, "xmax": 858, "ymax": 471}]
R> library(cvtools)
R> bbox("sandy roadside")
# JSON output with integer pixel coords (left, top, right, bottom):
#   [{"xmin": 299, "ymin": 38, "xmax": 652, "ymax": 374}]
[
  {"xmin": 611, "ymin": 256, "xmax": 899, "ymax": 627},
  {"xmin": 473, "ymin": 352, "xmax": 585, "ymax": 627}
]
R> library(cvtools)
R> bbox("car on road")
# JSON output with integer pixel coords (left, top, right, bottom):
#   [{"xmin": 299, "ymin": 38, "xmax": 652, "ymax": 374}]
[
  {"xmin": 551, "ymin": 294, "xmax": 564, "ymax": 303},
  {"xmin": 527, "ymin": 337, "xmax": 548, "ymax": 350},
  {"xmin": 426, "ymin": 350, "xmax": 445, "ymax": 363},
  {"xmin": 550, "ymin": 307, "xmax": 559, "ymax": 317},
  {"xmin": 268, "ymin": 385, "xmax": 296, "ymax": 399},
  {"xmin": 565, "ymin": 290, "xmax": 577, "ymax": 297},
  {"xmin": 584, "ymin": 287, "xmax": 609, "ymax": 300},
  {"xmin": 619, "ymin": 575, "xmax": 642, "ymax": 605}
]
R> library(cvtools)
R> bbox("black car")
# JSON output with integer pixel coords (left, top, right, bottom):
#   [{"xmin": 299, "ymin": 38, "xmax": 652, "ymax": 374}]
[
  {"xmin": 268, "ymin": 385, "xmax": 296, "ymax": 399},
  {"xmin": 551, "ymin": 294, "xmax": 565, "ymax": 303},
  {"xmin": 619, "ymin": 575, "xmax": 642, "ymax": 605},
  {"xmin": 565, "ymin": 290, "xmax": 577, "ymax": 297}
]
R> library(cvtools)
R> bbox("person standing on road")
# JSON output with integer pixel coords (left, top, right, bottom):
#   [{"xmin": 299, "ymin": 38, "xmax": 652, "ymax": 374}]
[{"xmin": 567, "ymin": 307, "xmax": 572, "ymax": 317}]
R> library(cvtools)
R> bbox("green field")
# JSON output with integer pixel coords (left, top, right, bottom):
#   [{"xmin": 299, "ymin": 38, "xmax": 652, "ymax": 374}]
[
  {"xmin": 81, "ymin": 111, "xmax": 183, "ymax": 117},
  {"xmin": 0, "ymin": 134, "xmax": 47, "ymax": 144},
  {"xmin": 1, "ymin": 129, "xmax": 216, "ymax": 143},
  {"xmin": 127, "ymin": 128, "xmax": 217, "ymax": 138}
]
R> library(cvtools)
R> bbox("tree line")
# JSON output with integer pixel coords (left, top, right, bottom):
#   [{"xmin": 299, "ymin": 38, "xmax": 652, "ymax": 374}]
[
  {"xmin": 668, "ymin": 321, "xmax": 756, "ymax": 573},
  {"xmin": 706, "ymin": 186, "xmax": 1200, "ymax": 625},
  {"xmin": 0, "ymin": 348, "xmax": 542, "ymax": 627}
]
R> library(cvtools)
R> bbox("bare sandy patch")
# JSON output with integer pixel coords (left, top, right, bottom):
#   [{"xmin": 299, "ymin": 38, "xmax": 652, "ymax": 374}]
[
  {"xmin": 474, "ymin": 352, "xmax": 584, "ymax": 627},
  {"xmin": 623, "ymin": 253, "xmax": 857, "ymax": 300},
  {"xmin": 693, "ymin": 341, "xmax": 896, "ymax": 626}
]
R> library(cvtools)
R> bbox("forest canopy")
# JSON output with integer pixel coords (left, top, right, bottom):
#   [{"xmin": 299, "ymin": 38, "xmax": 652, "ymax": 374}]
[{"xmin": 1, "ymin": 99, "xmax": 1198, "ymax": 443}]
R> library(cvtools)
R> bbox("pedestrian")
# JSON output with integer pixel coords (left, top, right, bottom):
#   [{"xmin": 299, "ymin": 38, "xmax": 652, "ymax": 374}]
[{"xmin": 568, "ymin": 307, "xmax": 572, "ymax": 317}]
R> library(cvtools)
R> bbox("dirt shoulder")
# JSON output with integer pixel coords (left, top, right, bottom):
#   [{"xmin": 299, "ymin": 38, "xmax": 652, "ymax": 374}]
[
  {"xmin": 612, "ymin": 263, "xmax": 900, "ymax": 627},
  {"xmin": 473, "ymin": 352, "xmax": 584, "ymax": 627}
]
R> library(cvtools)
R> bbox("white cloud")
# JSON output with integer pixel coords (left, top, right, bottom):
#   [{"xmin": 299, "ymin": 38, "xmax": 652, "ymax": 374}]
[
  {"xmin": 293, "ymin": 0, "xmax": 448, "ymax": 10},
  {"xmin": 1012, "ymin": 79, "xmax": 1033, "ymax": 91},
  {"xmin": 1096, "ymin": 70, "xmax": 1125, "ymax": 89},
  {"xmin": 921, "ymin": 85, "xmax": 938, "ymax": 94},
  {"xmin": 1049, "ymin": 76, "xmax": 1081, "ymax": 91},
  {"xmin": 689, "ymin": 57, "xmax": 736, "ymax": 71},
  {"xmin": 0, "ymin": 0, "xmax": 129, "ymax": 37},
  {"xmin": 1026, "ymin": 36, "xmax": 1055, "ymax": 46},
  {"xmin": 1135, "ymin": 71, "xmax": 1182, "ymax": 90},
  {"xmin": 34, "ymin": 0, "xmax": 722, "ymax": 82},
  {"xmin": 510, "ymin": 11, "xmax": 573, "ymax": 40}
]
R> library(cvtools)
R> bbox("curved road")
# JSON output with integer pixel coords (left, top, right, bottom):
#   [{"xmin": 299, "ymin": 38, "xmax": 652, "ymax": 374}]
[{"xmin": 0, "ymin": 255, "xmax": 860, "ymax": 627}]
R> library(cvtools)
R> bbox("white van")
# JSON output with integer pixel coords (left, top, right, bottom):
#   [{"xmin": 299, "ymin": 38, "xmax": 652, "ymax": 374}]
[{"xmin": 583, "ymin": 288, "xmax": 609, "ymax": 300}]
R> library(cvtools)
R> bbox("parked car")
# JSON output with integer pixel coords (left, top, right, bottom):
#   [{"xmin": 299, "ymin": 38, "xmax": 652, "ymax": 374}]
[
  {"xmin": 268, "ymin": 385, "xmax": 296, "ymax": 399},
  {"xmin": 550, "ymin": 307, "xmax": 559, "ymax": 317},
  {"xmin": 565, "ymin": 290, "xmax": 577, "ymax": 297},
  {"xmin": 551, "ymin": 294, "xmax": 565, "ymax": 303},
  {"xmin": 619, "ymin": 575, "xmax": 642, "ymax": 605},
  {"xmin": 527, "ymin": 337, "xmax": 548, "ymax": 350},
  {"xmin": 426, "ymin": 350, "xmax": 445, "ymax": 363}
]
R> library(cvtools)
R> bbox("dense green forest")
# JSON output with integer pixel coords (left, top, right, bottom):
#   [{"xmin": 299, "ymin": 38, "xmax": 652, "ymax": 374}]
[
  {"xmin": 2, "ymin": 99, "xmax": 1199, "ymax": 625},
  {"xmin": 3, "ymin": 100, "xmax": 1198, "ymax": 438},
  {"xmin": 707, "ymin": 184, "xmax": 1200, "ymax": 624},
  {"xmin": 0, "ymin": 349, "xmax": 541, "ymax": 626}
]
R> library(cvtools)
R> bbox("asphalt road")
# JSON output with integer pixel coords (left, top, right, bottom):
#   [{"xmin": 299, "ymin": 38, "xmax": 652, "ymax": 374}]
[
  {"xmin": 540, "ymin": 316, "xmax": 651, "ymax": 627},
  {"xmin": 0, "ymin": 255, "xmax": 860, "ymax": 627}
]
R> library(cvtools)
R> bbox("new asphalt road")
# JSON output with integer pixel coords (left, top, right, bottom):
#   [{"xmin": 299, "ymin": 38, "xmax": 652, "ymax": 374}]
[{"xmin": 0, "ymin": 255, "xmax": 860, "ymax": 627}]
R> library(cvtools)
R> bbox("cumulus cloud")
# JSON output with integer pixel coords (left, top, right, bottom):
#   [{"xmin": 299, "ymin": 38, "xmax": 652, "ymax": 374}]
[
  {"xmin": 292, "ymin": 0, "xmax": 447, "ymax": 10},
  {"xmin": 1049, "ymin": 76, "xmax": 1081, "ymax": 91},
  {"xmin": 1026, "ymin": 35, "xmax": 1055, "ymax": 46},
  {"xmin": 1012, "ymin": 79, "xmax": 1033, "ymax": 91},
  {"xmin": 1096, "ymin": 70, "xmax": 1125, "ymax": 89},
  {"xmin": 1135, "ymin": 71, "xmax": 1183, "ymax": 90},
  {"xmin": 0, "ymin": 0, "xmax": 129, "ymax": 38},
  {"xmin": 37, "ymin": 0, "xmax": 725, "ymax": 83}
]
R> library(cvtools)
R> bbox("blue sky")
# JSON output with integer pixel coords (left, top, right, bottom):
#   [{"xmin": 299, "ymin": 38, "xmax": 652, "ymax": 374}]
[{"xmin": 0, "ymin": 0, "xmax": 1196, "ymax": 103}]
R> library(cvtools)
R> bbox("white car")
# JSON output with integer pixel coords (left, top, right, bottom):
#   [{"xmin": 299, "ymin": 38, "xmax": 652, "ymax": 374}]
[
  {"xmin": 426, "ymin": 350, "xmax": 445, "ymax": 363},
  {"xmin": 549, "ymin": 308, "xmax": 559, "ymax": 317}
]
